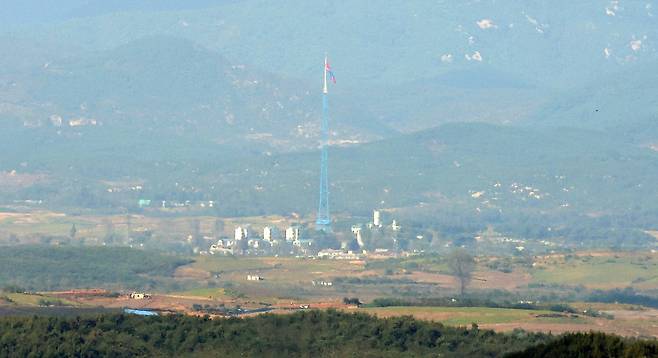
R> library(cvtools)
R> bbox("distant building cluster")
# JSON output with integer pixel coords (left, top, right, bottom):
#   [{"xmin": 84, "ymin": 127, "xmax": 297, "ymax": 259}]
[
  {"xmin": 208, "ymin": 224, "xmax": 312, "ymax": 256},
  {"xmin": 201, "ymin": 209, "xmax": 406, "ymax": 259}
]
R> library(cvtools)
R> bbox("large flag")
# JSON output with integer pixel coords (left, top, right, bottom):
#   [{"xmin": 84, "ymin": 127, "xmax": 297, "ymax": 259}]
[{"xmin": 326, "ymin": 62, "xmax": 336, "ymax": 84}]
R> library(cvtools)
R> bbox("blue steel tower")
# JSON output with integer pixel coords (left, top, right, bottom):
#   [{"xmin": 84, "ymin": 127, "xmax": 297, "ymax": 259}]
[{"xmin": 316, "ymin": 56, "xmax": 332, "ymax": 232}]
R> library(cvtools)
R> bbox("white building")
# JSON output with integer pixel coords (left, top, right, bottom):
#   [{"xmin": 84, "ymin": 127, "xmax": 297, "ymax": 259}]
[
  {"xmin": 263, "ymin": 226, "xmax": 273, "ymax": 242},
  {"xmin": 129, "ymin": 292, "xmax": 151, "ymax": 300},
  {"xmin": 317, "ymin": 249, "xmax": 362, "ymax": 260},
  {"xmin": 351, "ymin": 225, "xmax": 364, "ymax": 248},
  {"xmin": 210, "ymin": 239, "xmax": 234, "ymax": 255},
  {"xmin": 285, "ymin": 226, "xmax": 300, "ymax": 242},
  {"xmin": 373, "ymin": 210, "xmax": 382, "ymax": 227},
  {"xmin": 234, "ymin": 227, "xmax": 248, "ymax": 241},
  {"xmin": 209, "ymin": 245, "xmax": 234, "ymax": 255},
  {"xmin": 391, "ymin": 220, "xmax": 401, "ymax": 231},
  {"xmin": 214, "ymin": 239, "xmax": 234, "ymax": 248},
  {"xmin": 49, "ymin": 115, "xmax": 63, "ymax": 127}
]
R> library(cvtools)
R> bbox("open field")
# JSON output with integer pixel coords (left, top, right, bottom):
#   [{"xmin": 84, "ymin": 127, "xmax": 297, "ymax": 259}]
[
  {"xmin": 2, "ymin": 209, "xmax": 656, "ymax": 294},
  {"xmin": 177, "ymin": 251, "xmax": 658, "ymax": 302},
  {"xmin": 168, "ymin": 287, "xmax": 237, "ymax": 301},
  {"xmin": 0, "ymin": 211, "xmax": 90, "ymax": 238},
  {"xmin": 1, "ymin": 214, "xmax": 658, "ymax": 340},
  {"xmin": 5, "ymin": 290, "xmax": 658, "ymax": 339},
  {"xmin": 364, "ymin": 306, "xmax": 584, "ymax": 325},
  {"xmin": 1, "ymin": 243, "xmax": 657, "ymax": 301},
  {"xmin": 530, "ymin": 252, "xmax": 658, "ymax": 290},
  {"xmin": 190, "ymin": 256, "xmax": 365, "ymax": 282},
  {"xmin": 0, "ymin": 306, "xmax": 121, "ymax": 317},
  {"xmin": 0, "ymin": 209, "xmax": 301, "ymax": 242},
  {"xmin": 363, "ymin": 306, "xmax": 658, "ymax": 338},
  {"xmin": 4, "ymin": 293, "xmax": 78, "ymax": 307}
]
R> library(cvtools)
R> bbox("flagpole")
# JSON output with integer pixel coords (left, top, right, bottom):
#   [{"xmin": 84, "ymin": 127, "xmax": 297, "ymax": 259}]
[
  {"xmin": 317, "ymin": 55, "xmax": 331, "ymax": 231},
  {"xmin": 323, "ymin": 55, "xmax": 328, "ymax": 94}
]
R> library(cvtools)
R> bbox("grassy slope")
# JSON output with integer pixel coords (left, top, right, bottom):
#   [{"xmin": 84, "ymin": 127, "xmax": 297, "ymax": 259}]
[
  {"xmin": 364, "ymin": 306, "xmax": 588, "ymax": 326},
  {"xmin": 531, "ymin": 254, "xmax": 658, "ymax": 289}
]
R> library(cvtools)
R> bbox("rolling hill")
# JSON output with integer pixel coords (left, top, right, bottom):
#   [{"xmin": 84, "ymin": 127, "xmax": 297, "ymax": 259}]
[
  {"xmin": 2, "ymin": 0, "xmax": 656, "ymax": 135},
  {"xmin": 0, "ymin": 35, "xmax": 390, "ymax": 150},
  {"xmin": 4, "ymin": 120, "xmax": 658, "ymax": 229},
  {"xmin": 7, "ymin": 0, "xmax": 656, "ymax": 90}
]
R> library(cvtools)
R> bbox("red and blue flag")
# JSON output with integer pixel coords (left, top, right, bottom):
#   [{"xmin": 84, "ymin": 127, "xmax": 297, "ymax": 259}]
[{"xmin": 326, "ymin": 62, "xmax": 336, "ymax": 84}]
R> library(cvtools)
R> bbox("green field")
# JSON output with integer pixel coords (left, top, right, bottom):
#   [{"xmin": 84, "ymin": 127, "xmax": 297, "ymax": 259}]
[
  {"xmin": 0, "ymin": 211, "xmax": 297, "ymax": 244},
  {"xmin": 191, "ymin": 256, "xmax": 363, "ymax": 282},
  {"xmin": 366, "ymin": 256, "xmax": 450, "ymax": 274},
  {"xmin": 192, "ymin": 256, "xmax": 277, "ymax": 273},
  {"xmin": 4, "ymin": 293, "xmax": 78, "ymax": 307},
  {"xmin": 170, "ymin": 288, "xmax": 232, "ymax": 300},
  {"xmin": 363, "ymin": 306, "xmax": 588, "ymax": 326},
  {"xmin": 0, "ymin": 212, "xmax": 96, "ymax": 237},
  {"xmin": 531, "ymin": 254, "xmax": 658, "ymax": 289}
]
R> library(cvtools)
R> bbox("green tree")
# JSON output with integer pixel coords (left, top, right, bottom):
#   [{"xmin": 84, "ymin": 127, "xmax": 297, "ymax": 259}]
[
  {"xmin": 448, "ymin": 248, "xmax": 475, "ymax": 296},
  {"xmin": 69, "ymin": 224, "xmax": 77, "ymax": 240}
]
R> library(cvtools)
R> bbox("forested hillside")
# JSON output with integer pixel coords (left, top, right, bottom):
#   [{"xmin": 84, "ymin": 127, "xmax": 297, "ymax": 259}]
[
  {"xmin": 508, "ymin": 332, "xmax": 658, "ymax": 358},
  {"xmin": 0, "ymin": 310, "xmax": 547, "ymax": 357},
  {"xmin": 0, "ymin": 310, "xmax": 655, "ymax": 357},
  {"xmin": 3, "ymin": 120, "xmax": 658, "ymax": 247}
]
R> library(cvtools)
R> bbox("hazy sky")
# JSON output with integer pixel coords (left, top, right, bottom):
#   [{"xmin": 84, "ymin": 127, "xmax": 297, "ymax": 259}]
[{"xmin": 1, "ymin": 0, "xmax": 233, "ymax": 26}]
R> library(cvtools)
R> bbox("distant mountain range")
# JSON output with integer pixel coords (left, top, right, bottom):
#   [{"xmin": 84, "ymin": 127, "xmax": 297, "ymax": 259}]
[
  {"xmin": 5, "ymin": 0, "xmax": 656, "ymax": 88},
  {"xmin": 2, "ymin": 0, "xmax": 656, "ymax": 135},
  {"xmin": 0, "ymin": 1, "xmax": 657, "ymax": 239},
  {"xmin": 0, "ymin": 35, "xmax": 389, "ymax": 150}
]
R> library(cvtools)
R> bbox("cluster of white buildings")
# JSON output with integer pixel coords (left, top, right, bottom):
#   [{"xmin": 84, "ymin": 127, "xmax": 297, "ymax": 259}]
[
  {"xmin": 366, "ymin": 210, "xmax": 400, "ymax": 231},
  {"xmin": 311, "ymin": 280, "xmax": 333, "ymax": 287},
  {"xmin": 317, "ymin": 249, "xmax": 362, "ymax": 260},
  {"xmin": 206, "ymin": 209, "xmax": 404, "ymax": 257},
  {"xmin": 208, "ymin": 224, "xmax": 309, "ymax": 255},
  {"xmin": 348, "ymin": 210, "xmax": 401, "ymax": 251}
]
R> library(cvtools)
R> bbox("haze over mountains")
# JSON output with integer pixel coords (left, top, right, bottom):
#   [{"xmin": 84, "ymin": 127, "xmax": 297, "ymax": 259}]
[
  {"xmin": 1, "ymin": 0, "xmax": 657, "ymax": 241},
  {"xmin": 3, "ymin": 0, "xmax": 656, "ymax": 131}
]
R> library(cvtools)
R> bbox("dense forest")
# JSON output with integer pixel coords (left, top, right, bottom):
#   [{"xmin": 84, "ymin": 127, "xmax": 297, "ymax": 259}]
[
  {"xmin": 508, "ymin": 332, "xmax": 658, "ymax": 358},
  {"xmin": 0, "ymin": 310, "xmax": 655, "ymax": 357}
]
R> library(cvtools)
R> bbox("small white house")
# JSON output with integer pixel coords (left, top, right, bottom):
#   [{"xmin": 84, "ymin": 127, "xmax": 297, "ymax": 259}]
[
  {"xmin": 209, "ymin": 244, "xmax": 234, "ymax": 255},
  {"xmin": 129, "ymin": 292, "xmax": 151, "ymax": 300}
]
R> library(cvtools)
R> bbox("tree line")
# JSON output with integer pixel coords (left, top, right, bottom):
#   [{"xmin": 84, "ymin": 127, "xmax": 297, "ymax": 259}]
[{"xmin": 0, "ymin": 310, "xmax": 655, "ymax": 357}]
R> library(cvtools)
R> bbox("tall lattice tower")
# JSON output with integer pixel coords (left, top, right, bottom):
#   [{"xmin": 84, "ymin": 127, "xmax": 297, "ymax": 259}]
[{"xmin": 316, "ymin": 56, "xmax": 332, "ymax": 232}]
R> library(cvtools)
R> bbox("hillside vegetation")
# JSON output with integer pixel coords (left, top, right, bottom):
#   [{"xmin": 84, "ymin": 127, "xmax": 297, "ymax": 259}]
[
  {"xmin": 0, "ymin": 310, "xmax": 656, "ymax": 357},
  {"xmin": 2, "ymin": 121, "xmax": 658, "ymax": 246},
  {"xmin": 0, "ymin": 246, "xmax": 190, "ymax": 291},
  {"xmin": 0, "ymin": 310, "xmax": 548, "ymax": 357}
]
